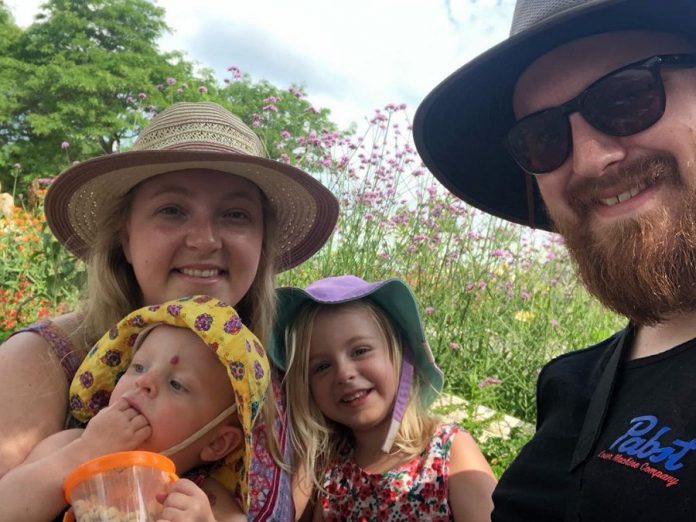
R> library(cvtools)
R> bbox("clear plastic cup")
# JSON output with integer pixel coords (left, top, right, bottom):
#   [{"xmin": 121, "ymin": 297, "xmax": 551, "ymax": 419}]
[{"xmin": 63, "ymin": 451, "xmax": 178, "ymax": 522}]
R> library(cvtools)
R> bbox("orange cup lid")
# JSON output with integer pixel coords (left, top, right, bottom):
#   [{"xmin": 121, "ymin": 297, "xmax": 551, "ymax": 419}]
[{"xmin": 64, "ymin": 451, "xmax": 177, "ymax": 502}]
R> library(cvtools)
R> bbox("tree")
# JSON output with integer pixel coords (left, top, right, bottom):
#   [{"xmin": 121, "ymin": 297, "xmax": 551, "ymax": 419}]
[
  {"xmin": 0, "ymin": 1, "xmax": 21, "ymax": 51},
  {"xmin": 1, "ymin": 0, "xmax": 341, "ymax": 196},
  {"xmin": 2, "ymin": 0, "xmax": 196, "ymax": 193},
  {"xmin": 219, "ymin": 76, "xmax": 336, "ymax": 161},
  {"xmin": 0, "ymin": 1, "xmax": 23, "ymax": 193}
]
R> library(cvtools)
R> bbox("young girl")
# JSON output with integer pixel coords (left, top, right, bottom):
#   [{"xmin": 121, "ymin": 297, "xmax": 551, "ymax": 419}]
[
  {"xmin": 0, "ymin": 295, "xmax": 268, "ymax": 521},
  {"xmin": 270, "ymin": 275, "xmax": 496, "ymax": 521}
]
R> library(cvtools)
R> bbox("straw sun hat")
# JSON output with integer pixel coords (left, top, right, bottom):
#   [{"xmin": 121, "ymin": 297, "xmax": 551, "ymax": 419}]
[
  {"xmin": 45, "ymin": 101, "xmax": 339, "ymax": 271},
  {"xmin": 413, "ymin": 0, "xmax": 696, "ymax": 230}
]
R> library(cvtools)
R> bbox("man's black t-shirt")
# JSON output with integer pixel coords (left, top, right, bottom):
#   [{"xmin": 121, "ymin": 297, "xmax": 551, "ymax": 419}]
[{"xmin": 492, "ymin": 328, "xmax": 696, "ymax": 521}]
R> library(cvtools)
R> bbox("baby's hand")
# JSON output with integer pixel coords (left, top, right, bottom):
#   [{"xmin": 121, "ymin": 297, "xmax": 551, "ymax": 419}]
[
  {"xmin": 81, "ymin": 397, "xmax": 151, "ymax": 455},
  {"xmin": 156, "ymin": 479, "xmax": 216, "ymax": 522}
]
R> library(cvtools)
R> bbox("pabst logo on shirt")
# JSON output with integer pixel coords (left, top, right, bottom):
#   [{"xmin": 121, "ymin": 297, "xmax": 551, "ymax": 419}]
[{"xmin": 595, "ymin": 415, "xmax": 696, "ymax": 488}]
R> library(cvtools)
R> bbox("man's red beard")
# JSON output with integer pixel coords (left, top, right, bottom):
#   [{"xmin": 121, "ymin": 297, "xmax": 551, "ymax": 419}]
[{"xmin": 550, "ymin": 154, "xmax": 696, "ymax": 326}]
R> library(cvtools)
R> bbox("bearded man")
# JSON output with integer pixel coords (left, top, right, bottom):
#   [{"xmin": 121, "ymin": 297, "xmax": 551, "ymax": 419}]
[{"xmin": 414, "ymin": 0, "xmax": 696, "ymax": 520}]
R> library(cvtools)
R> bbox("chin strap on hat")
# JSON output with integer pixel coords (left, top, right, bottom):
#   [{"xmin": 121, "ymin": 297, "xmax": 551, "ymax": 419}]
[
  {"xmin": 161, "ymin": 404, "xmax": 238, "ymax": 458},
  {"xmin": 381, "ymin": 343, "xmax": 415, "ymax": 453}
]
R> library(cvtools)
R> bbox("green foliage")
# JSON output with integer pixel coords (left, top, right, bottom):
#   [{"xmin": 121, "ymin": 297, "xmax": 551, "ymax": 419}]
[
  {"xmin": 0, "ymin": 191, "xmax": 83, "ymax": 340},
  {"xmin": 0, "ymin": 3, "xmax": 22, "ymax": 182},
  {"xmin": 477, "ymin": 427, "xmax": 532, "ymax": 478},
  {"xmin": 1, "ymin": 0, "xmax": 198, "ymax": 192},
  {"xmin": 1, "ymin": 0, "xmax": 339, "ymax": 197},
  {"xmin": 219, "ymin": 77, "xmax": 336, "ymax": 163},
  {"xmin": 0, "ymin": 1, "xmax": 21, "ymax": 49}
]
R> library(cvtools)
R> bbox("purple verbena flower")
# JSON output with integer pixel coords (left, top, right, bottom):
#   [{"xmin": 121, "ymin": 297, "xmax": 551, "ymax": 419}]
[{"xmin": 478, "ymin": 376, "xmax": 502, "ymax": 389}]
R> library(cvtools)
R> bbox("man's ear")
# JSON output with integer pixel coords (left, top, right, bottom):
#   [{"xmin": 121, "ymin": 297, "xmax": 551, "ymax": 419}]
[{"xmin": 199, "ymin": 425, "xmax": 243, "ymax": 463}]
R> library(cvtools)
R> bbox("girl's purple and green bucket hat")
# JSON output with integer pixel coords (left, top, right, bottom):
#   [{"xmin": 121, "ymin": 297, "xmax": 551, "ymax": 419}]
[{"xmin": 269, "ymin": 275, "xmax": 444, "ymax": 451}]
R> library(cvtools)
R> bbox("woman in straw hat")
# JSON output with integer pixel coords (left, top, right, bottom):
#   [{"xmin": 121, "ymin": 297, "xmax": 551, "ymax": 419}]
[{"xmin": 0, "ymin": 101, "xmax": 338, "ymax": 521}]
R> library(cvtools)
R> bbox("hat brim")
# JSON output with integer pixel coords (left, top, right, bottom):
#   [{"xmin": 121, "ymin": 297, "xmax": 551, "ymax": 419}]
[
  {"xmin": 270, "ymin": 278, "xmax": 444, "ymax": 406},
  {"xmin": 45, "ymin": 150, "xmax": 338, "ymax": 271},
  {"xmin": 414, "ymin": 0, "xmax": 696, "ymax": 230}
]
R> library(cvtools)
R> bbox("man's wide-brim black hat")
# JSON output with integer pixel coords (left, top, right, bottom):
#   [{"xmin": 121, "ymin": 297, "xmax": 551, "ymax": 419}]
[{"xmin": 413, "ymin": 0, "xmax": 696, "ymax": 231}]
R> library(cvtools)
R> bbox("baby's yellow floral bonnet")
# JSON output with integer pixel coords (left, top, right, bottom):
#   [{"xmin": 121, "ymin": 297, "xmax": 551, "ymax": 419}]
[{"xmin": 68, "ymin": 295, "xmax": 270, "ymax": 511}]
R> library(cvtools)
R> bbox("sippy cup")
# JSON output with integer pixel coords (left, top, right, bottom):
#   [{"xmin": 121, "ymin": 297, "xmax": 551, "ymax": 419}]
[{"xmin": 63, "ymin": 451, "xmax": 178, "ymax": 522}]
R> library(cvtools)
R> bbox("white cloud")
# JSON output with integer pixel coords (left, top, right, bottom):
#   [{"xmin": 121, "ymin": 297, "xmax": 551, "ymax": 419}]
[{"xmin": 6, "ymin": 0, "xmax": 514, "ymax": 128}]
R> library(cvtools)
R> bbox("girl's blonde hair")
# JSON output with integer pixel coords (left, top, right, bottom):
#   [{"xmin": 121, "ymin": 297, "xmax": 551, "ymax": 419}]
[
  {"xmin": 75, "ymin": 175, "xmax": 283, "ymax": 463},
  {"xmin": 284, "ymin": 300, "xmax": 439, "ymax": 491}
]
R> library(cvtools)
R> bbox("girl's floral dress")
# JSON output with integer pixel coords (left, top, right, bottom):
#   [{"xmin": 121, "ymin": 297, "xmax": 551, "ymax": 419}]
[{"xmin": 320, "ymin": 423, "xmax": 462, "ymax": 521}]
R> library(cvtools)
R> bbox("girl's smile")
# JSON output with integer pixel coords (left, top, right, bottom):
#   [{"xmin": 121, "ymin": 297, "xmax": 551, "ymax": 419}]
[
  {"xmin": 340, "ymin": 388, "xmax": 373, "ymax": 405},
  {"xmin": 308, "ymin": 304, "xmax": 399, "ymax": 438}
]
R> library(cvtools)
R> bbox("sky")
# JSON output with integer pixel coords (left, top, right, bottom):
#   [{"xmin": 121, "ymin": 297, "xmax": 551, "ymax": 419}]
[{"xmin": 6, "ymin": 0, "xmax": 515, "ymax": 129}]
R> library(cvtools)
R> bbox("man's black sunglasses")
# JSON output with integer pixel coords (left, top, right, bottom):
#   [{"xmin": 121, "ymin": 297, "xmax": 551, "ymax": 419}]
[{"xmin": 505, "ymin": 54, "xmax": 696, "ymax": 175}]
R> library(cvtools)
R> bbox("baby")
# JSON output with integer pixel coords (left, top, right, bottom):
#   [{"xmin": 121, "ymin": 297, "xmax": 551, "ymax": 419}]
[{"xmin": 0, "ymin": 296, "xmax": 269, "ymax": 521}]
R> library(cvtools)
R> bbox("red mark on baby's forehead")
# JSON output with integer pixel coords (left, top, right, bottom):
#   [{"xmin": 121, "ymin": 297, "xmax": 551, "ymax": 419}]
[{"xmin": 170, "ymin": 355, "xmax": 179, "ymax": 365}]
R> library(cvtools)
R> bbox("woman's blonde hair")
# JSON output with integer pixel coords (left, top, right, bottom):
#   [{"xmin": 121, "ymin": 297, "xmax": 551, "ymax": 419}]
[
  {"xmin": 284, "ymin": 300, "xmax": 439, "ymax": 491},
  {"xmin": 75, "ymin": 174, "xmax": 284, "ymax": 463}
]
